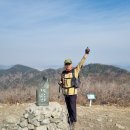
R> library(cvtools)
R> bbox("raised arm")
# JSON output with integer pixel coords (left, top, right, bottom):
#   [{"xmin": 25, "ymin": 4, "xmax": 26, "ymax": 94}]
[{"xmin": 75, "ymin": 47, "xmax": 90, "ymax": 75}]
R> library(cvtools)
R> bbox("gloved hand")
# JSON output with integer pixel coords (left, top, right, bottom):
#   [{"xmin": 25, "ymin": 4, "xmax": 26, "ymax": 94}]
[{"xmin": 85, "ymin": 47, "xmax": 90, "ymax": 54}]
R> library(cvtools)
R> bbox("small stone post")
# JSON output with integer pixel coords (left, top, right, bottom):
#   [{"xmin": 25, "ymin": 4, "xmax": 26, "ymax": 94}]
[{"xmin": 36, "ymin": 77, "xmax": 49, "ymax": 106}]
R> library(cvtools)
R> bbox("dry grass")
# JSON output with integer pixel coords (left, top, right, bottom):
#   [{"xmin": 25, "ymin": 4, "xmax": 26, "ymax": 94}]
[
  {"xmin": 0, "ymin": 86, "xmax": 36, "ymax": 104},
  {"xmin": 0, "ymin": 75, "xmax": 130, "ymax": 107}
]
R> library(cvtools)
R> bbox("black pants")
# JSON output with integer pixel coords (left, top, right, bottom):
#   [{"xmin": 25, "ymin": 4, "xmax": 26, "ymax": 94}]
[{"xmin": 65, "ymin": 95, "xmax": 77, "ymax": 123}]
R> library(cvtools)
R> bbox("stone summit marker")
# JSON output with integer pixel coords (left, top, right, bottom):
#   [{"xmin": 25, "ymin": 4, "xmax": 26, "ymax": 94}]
[{"xmin": 36, "ymin": 77, "xmax": 49, "ymax": 106}]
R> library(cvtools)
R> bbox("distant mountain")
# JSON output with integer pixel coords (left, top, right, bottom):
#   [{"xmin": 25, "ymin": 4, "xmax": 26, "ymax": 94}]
[
  {"xmin": 0, "ymin": 63, "xmax": 129, "ymax": 90},
  {"xmin": 37, "ymin": 65, "xmax": 62, "ymax": 71}
]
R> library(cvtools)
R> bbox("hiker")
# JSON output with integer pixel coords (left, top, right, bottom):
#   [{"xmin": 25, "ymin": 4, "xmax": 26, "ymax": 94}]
[{"xmin": 59, "ymin": 47, "xmax": 90, "ymax": 129}]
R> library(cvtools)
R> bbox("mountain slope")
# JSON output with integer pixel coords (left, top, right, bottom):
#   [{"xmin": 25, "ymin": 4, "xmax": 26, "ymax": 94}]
[
  {"xmin": 0, "ymin": 64, "xmax": 37, "ymax": 74},
  {"xmin": 0, "ymin": 65, "xmax": 40, "ymax": 89},
  {"xmin": 81, "ymin": 63, "xmax": 128, "ymax": 77},
  {"xmin": 0, "ymin": 63, "xmax": 129, "ymax": 90}
]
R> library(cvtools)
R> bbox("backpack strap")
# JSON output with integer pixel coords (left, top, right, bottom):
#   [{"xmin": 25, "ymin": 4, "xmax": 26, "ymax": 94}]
[
  {"xmin": 61, "ymin": 70, "xmax": 74, "ymax": 89},
  {"xmin": 72, "ymin": 69, "xmax": 76, "ymax": 93},
  {"xmin": 72, "ymin": 68, "xmax": 75, "ymax": 78},
  {"xmin": 61, "ymin": 69, "xmax": 80, "ymax": 94}
]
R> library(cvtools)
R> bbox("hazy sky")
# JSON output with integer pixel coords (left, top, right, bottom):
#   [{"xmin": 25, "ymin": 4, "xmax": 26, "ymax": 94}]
[{"xmin": 0, "ymin": 0, "xmax": 130, "ymax": 69}]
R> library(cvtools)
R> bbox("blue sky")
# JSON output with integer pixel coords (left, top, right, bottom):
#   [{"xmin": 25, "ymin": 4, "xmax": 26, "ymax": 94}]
[{"xmin": 0, "ymin": 0, "xmax": 130, "ymax": 69}]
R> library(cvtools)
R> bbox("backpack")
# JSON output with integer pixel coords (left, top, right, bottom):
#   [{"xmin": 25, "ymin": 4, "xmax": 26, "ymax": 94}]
[
  {"xmin": 71, "ymin": 69, "xmax": 81, "ymax": 88},
  {"xmin": 61, "ymin": 69, "xmax": 81, "ymax": 89}
]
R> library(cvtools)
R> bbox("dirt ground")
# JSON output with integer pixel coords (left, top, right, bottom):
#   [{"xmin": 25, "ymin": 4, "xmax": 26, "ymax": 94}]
[
  {"xmin": 0, "ymin": 103, "xmax": 130, "ymax": 130},
  {"xmin": 76, "ymin": 105, "xmax": 130, "ymax": 130}
]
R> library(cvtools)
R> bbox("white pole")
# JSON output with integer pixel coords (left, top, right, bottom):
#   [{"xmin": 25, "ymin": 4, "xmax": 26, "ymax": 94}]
[{"xmin": 89, "ymin": 99, "xmax": 92, "ymax": 107}]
